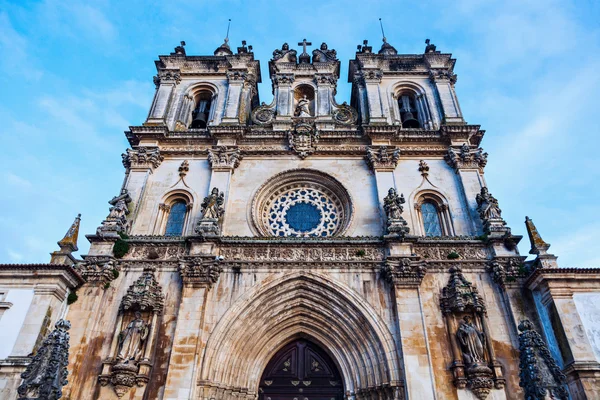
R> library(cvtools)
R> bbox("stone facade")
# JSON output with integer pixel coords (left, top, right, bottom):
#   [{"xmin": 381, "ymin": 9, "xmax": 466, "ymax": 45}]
[{"xmin": 1, "ymin": 37, "xmax": 600, "ymax": 400}]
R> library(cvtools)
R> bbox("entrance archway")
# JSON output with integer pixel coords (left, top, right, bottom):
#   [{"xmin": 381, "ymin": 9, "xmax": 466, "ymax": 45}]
[{"xmin": 259, "ymin": 339, "xmax": 344, "ymax": 400}]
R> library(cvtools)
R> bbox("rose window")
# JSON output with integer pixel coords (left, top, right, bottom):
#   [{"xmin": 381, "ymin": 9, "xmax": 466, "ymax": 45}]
[{"xmin": 252, "ymin": 170, "xmax": 353, "ymax": 237}]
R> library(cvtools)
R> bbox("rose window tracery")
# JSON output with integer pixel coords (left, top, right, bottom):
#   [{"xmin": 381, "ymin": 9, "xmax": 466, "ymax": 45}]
[{"xmin": 252, "ymin": 170, "xmax": 353, "ymax": 237}]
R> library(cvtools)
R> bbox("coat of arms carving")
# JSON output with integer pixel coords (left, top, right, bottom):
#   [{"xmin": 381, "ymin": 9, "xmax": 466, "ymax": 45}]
[{"xmin": 288, "ymin": 122, "xmax": 319, "ymax": 159}]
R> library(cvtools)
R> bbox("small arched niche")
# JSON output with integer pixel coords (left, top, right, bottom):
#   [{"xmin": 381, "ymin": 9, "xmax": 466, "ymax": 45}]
[
  {"xmin": 190, "ymin": 90, "xmax": 214, "ymax": 129},
  {"xmin": 293, "ymin": 84, "xmax": 315, "ymax": 117}
]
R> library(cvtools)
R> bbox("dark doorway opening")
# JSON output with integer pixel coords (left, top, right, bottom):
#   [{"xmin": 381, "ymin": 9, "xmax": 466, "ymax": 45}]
[{"xmin": 258, "ymin": 339, "xmax": 344, "ymax": 400}]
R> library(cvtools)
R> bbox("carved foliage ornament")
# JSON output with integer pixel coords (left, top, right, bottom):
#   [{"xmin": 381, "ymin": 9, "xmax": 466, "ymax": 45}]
[
  {"xmin": 366, "ymin": 146, "xmax": 400, "ymax": 171},
  {"xmin": 381, "ymin": 257, "xmax": 426, "ymax": 287},
  {"xmin": 122, "ymin": 147, "xmax": 163, "ymax": 171},
  {"xmin": 518, "ymin": 320, "xmax": 568, "ymax": 400},
  {"xmin": 288, "ymin": 122, "xmax": 319, "ymax": 159},
  {"xmin": 178, "ymin": 257, "xmax": 223, "ymax": 287},
  {"xmin": 207, "ymin": 146, "xmax": 242, "ymax": 171},
  {"xmin": 75, "ymin": 258, "xmax": 120, "ymax": 285},
  {"xmin": 18, "ymin": 320, "xmax": 71, "ymax": 400},
  {"xmin": 445, "ymin": 144, "xmax": 487, "ymax": 171},
  {"xmin": 120, "ymin": 266, "xmax": 164, "ymax": 314}
]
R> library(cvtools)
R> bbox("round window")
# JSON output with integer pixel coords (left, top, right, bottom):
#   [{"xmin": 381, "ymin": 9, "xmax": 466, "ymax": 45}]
[{"xmin": 252, "ymin": 170, "xmax": 353, "ymax": 237}]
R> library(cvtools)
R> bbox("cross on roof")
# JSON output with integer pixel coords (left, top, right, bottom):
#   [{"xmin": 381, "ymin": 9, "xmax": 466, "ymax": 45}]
[{"xmin": 298, "ymin": 38, "xmax": 312, "ymax": 54}]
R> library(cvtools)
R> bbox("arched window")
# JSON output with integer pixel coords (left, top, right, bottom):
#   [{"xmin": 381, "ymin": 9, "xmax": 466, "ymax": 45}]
[
  {"xmin": 398, "ymin": 92, "xmax": 421, "ymax": 128},
  {"xmin": 164, "ymin": 200, "xmax": 187, "ymax": 236},
  {"xmin": 415, "ymin": 193, "xmax": 455, "ymax": 237},
  {"xmin": 190, "ymin": 92, "xmax": 213, "ymax": 129},
  {"xmin": 421, "ymin": 202, "xmax": 442, "ymax": 237}
]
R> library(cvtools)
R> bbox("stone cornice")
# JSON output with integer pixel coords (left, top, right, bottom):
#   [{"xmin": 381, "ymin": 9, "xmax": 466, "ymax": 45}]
[
  {"xmin": 0, "ymin": 263, "xmax": 85, "ymax": 289},
  {"xmin": 526, "ymin": 268, "xmax": 600, "ymax": 301}
]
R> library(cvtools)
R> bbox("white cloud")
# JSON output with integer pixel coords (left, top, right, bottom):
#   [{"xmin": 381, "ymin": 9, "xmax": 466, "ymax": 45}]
[
  {"xmin": 3, "ymin": 172, "xmax": 33, "ymax": 189},
  {"xmin": 6, "ymin": 249, "xmax": 23, "ymax": 262},
  {"xmin": 0, "ymin": 12, "xmax": 43, "ymax": 80}
]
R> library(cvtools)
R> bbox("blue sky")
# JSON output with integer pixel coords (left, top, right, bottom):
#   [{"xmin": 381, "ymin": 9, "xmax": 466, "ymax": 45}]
[{"xmin": 0, "ymin": 0, "xmax": 599, "ymax": 267}]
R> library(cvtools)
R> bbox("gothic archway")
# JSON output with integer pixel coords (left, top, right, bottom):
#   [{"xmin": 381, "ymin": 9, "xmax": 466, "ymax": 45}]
[
  {"xmin": 258, "ymin": 338, "xmax": 344, "ymax": 400},
  {"xmin": 198, "ymin": 271, "xmax": 404, "ymax": 399}
]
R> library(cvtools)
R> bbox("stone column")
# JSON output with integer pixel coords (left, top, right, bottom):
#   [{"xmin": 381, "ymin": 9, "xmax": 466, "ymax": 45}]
[
  {"xmin": 9, "ymin": 285, "xmax": 66, "ymax": 357},
  {"xmin": 206, "ymin": 146, "xmax": 241, "ymax": 235},
  {"xmin": 221, "ymin": 70, "xmax": 247, "ymax": 124},
  {"xmin": 361, "ymin": 70, "xmax": 387, "ymax": 124},
  {"xmin": 429, "ymin": 73, "xmax": 463, "ymax": 125},
  {"xmin": 163, "ymin": 258, "xmax": 222, "ymax": 400},
  {"xmin": 383, "ymin": 255, "xmax": 436, "ymax": 399},
  {"xmin": 121, "ymin": 147, "xmax": 164, "ymax": 231},
  {"xmin": 147, "ymin": 71, "xmax": 180, "ymax": 125}
]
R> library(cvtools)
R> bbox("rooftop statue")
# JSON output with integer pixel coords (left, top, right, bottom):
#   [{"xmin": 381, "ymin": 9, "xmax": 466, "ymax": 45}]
[
  {"xmin": 272, "ymin": 42, "xmax": 297, "ymax": 62},
  {"xmin": 312, "ymin": 42, "xmax": 337, "ymax": 62}
]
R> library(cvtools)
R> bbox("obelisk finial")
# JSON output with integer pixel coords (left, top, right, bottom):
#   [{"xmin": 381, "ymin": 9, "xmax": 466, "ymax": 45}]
[
  {"xmin": 525, "ymin": 216, "xmax": 550, "ymax": 255},
  {"xmin": 58, "ymin": 213, "xmax": 81, "ymax": 252}
]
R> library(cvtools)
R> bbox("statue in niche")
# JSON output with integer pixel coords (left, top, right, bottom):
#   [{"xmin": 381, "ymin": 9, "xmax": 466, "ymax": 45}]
[
  {"xmin": 456, "ymin": 316, "xmax": 486, "ymax": 365},
  {"xmin": 295, "ymin": 95, "xmax": 311, "ymax": 117},
  {"xmin": 201, "ymin": 187, "xmax": 225, "ymax": 220},
  {"xmin": 272, "ymin": 43, "xmax": 297, "ymax": 62},
  {"xmin": 116, "ymin": 311, "xmax": 149, "ymax": 363},
  {"xmin": 476, "ymin": 187, "xmax": 502, "ymax": 220}
]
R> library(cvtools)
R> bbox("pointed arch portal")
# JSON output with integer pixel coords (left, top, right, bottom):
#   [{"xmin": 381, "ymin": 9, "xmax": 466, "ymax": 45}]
[
  {"xmin": 198, "ymin": 272, "xmax": 404, "ymax": 399},
  {"xmin": 258, "ymin": 338, "xmax": 344, "ymax": 399}
]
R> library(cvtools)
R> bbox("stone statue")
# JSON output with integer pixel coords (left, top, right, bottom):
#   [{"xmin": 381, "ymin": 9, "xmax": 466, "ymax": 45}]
[
  {"xmin": 201, "ymin": 187, "xmax": 225, "ymax": 219},
  {"xmin": 117, "ymin": 312, "xmax": 149, "ymax": 363},
  {"xmin": 476, "ymin": 187, "xmax": 502, "ymax": 220},
  {"xmin": 383, "ymin": 188, "xmax": 405, "ymax": 220},
  {"xmin": 456, "ymin": 316, "xmax": 486, "ymax": 365},
  {"xmin": 295, "ymin": 95, "xmax": 311, "ymax": 117},
  {"xmin": 312, "ymin": 42, "xmax": 337, "ymax": 62},
  {"xmin": 272, "ymin": 43, "xmax": 297, "ymax": 62}
]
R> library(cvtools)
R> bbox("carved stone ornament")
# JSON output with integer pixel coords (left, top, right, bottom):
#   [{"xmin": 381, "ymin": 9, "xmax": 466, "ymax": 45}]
[
  {"xmin": 445, "ymin": 144, "xmax": 487, "ymax": 171},
  {"xmin": 381, "ymin": 257, "xmax": 427, "ymax": 287},
  {"xmin": 366, "ymin": 146, "xmax": 400, "ymax": 171},
  {"xmin": 487, "ymin": 257, "xmax": 525, "ymax": 288},
  {"xmin": 96, "ymin": 189, "xmax": 132, "ymax": 238},
  {"xmin": 153, "ymin": 70, "xmax": 181, "ymax": 87},
  {"xmin": 122, "ymin": 147, "xmax": 163, "ymax": 171},
  {"xmin": 418, "ymin": 160, "xmax": 430, "ymax": 177},
  {"xmin": 120, "ymin": 265, "xmax": 165, "ymax": 314},
  {"xmin": 18, "ymin": 319, "xmax": 71, "ymax": 400},
  {"xmin": 518, "ymin": 320, "xmax": 568, "ymax": 400},
  {"xmin": 383, "ymin": 188, "xmax": 409, "ymax": 237},
  {"xmin": 251, "ymin": 102, "xmax": 276, "ymax": 125},
  {"xmin": 99, "ymin": 265, "xmax": 164, "ymax": 398},
  {"xmin": 476, "ymin": 187, "xmax": 508, "ymax": 235},
  {"xmin": 288, "ymin": 122, "xmax": 319, "ymax": 159},
  {"xmin": 440, "ymin": 266, "xmax": 504, "ymax": 399},
  {"xmin": 75, "ymin": 257, "xmax": 120, "ymax": 285},
  {"xmin": 332, "ymin": 102, "xmax": 358, "ymax": 125},
  {"xmin": 361, "ymin": 69, "xmax": 383, "ymax": 83},
  {"xmin": 207, "ymin": 146, "xmax": 242, "ymax": 171},
  {"xmin": 178, "ymin": 257, "xmax": 223, "ymax": 287}
]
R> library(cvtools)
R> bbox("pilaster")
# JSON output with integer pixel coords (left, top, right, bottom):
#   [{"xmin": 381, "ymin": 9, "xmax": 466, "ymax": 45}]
[{"xmin": 147, "ymin": 70, "xmax": 181, "ymax": 126}]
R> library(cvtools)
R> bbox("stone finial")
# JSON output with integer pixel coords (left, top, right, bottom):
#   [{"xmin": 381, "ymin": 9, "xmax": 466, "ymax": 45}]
[
  {"xmin": 18, "ymin": 319, "xmax": 71, "ymax": 400},
  {"xmin": 58, "ymin": 214, "xmax": 81, "ymax": 252},
  {"xmin": 518, "ymin": 320, "xmax": 568, "ymax": 400},
  {"xmin": 525, "ymin": 216, "xmax": 550, "ymax": 255},
  {"xmin": 51, "ymin": 214, "xmax": 82, "ymax": 265}
]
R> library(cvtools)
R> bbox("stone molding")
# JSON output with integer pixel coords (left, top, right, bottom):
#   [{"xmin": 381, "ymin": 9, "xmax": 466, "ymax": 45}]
[{"xmin": 0, "ymin": 263, "xmax": 84, "ymax": 291}]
